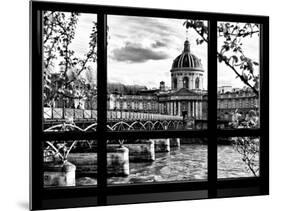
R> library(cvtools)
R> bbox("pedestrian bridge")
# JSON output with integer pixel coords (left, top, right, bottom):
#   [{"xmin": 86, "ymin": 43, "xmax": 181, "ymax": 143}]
[{"xmin": 43, "ymin": 107, "xmax": 185, "ymax": 132}]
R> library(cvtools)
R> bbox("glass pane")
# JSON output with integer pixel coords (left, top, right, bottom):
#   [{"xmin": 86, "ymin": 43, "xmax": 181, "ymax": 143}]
[
  {"xmin": 43, "ymin": 140, "xmax": 97, "ymax": 187},
  {"xmin": 218, "ymin": 136, "xmax": 260, "ymax": 179},
  {"xmin": 42, "ymin": 11, "xmax": 97, "ymax": 132},
  {"xmin": 107, "ymin": 138, "xmax": 207, "ymax": 185},
  {"xmin": 107, "ymin": 15, "xmax": 208, "ymax": 131},
  {"xmin": 217, "ymin": 22, "xmax": 260, "ymax": 129}
]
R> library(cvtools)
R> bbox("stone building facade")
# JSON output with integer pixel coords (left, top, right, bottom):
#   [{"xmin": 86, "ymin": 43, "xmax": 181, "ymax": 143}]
[
  {"xmin": 217, "ymin": 88, "xmax": 259, "ymax": 121},
  {"xmin": 107, "ymin": 39, "xmax": 207, "ymax": 121},
  {"xmin": 46, "ymin": 37, "xmax": 258, "ymax": 125}
]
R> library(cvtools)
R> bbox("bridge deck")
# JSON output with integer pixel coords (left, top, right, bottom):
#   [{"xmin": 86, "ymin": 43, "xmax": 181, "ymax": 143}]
[{"xmin": 43, "ymin": 107, "xmax": 182, "ymax": 122}]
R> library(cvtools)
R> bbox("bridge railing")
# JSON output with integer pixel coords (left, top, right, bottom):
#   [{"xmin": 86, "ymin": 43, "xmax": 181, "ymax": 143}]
[
  {"xmin": 44, "ymin": 107, "xmax": 97, "ymax": 120},
  {"xmin": 44, "ymin": 107, "xmax": 182, "ymax": 121},
  {"xmin": 106, "ymin": 110, "xmax": 182, "ymax": 121}
]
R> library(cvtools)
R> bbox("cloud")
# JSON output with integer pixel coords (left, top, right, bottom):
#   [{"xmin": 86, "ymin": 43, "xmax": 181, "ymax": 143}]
[
  {"xmin": 108, "ymin": 16, "xmax": 184, "ymax": 50},
  {"xmin": 151, "ymin": 41, "xmax": 167, "ymax": 48},
  {"xmin": 111, "ymin": 42, "xmax": 169, "ymax": 63}
]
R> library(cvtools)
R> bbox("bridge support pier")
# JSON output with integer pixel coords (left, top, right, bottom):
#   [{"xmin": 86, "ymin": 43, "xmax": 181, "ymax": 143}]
[
  {"xmin": 67, "ymin": 146, "xmax": 129, "ymax": 177},
  {"xmin": 108, "ymin": 140, "xmax": 155, "ymax": 162},
  {"xmin": 122, "ymin": 140, "xmax": 155, "ymax": 162},
  {"xmin": 181, "ymin": 138, "xmax": 206, "ymax": 144},
  {"xmin": 153, "ymin": 139, "xmax": 170, "ymax": 152},
  {"xmin": 107, "ymin": 146, "xmax": 130, "ymax": 176},
  {"xmin": 44, "ymin": 161, "xmax": 76, "ymax": 187},
  {"xmin": 169, "ymin": 138, "xmax": 181, "ymax": 148}
]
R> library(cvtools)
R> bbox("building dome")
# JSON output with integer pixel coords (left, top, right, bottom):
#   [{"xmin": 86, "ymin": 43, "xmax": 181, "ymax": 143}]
[
  {"xmin": 170, "ymin": 39, "xmax": 204, "ymax": 91},
  {"xmin": 171, "ymin": 40, "xmax": 203, "ymax": 70}
]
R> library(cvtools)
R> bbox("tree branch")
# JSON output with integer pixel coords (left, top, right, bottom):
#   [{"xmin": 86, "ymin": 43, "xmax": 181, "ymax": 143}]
[
  {"xmin": 218, "ymin": 52, "xmax": 259, "ymax": 96},
  {"xmin": 185, "ymin": 21, "xmax": 259, "ymax": 96}
]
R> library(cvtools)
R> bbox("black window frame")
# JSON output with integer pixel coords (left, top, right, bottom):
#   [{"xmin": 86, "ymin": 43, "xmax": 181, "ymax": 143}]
[{"xmin": 30, "ymin": 1, "xmax": 269, "ymax": 210}]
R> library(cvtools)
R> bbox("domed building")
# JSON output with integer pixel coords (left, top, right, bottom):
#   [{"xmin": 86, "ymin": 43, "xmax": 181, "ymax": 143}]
[
  {"xmin": 47, "ymin": 37, "xmax": 207, "ymax": 129},
  {"xmin": 158, "ymin": 39, "xmax": 207, "ymax": 122},
  {"xmin": 171, "ymin": 39, "xmax": 204, "ymax": 91}
]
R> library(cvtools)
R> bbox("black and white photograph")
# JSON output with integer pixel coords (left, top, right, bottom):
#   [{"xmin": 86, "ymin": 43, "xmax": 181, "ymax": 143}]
[
  {"xmin": 105, "ymin": 16, "xmax": 208, "ymax": 185},
  {"xmin": 1, "ymin": 0, "xmax": 277, "ymax": 210},
  {"xmin": 42, "ymin": 11, "xmax": 98, "ymax": 187},
  {"xmin": 42, "ymin": 10, "xmax": 261, "ymax": 187},
  {"xmin": 106, "ymin": 16, "xmax": 208, "ymax": 132},
  {"xmin": 43, "ymin": 11, "xmax": 98, "ymax": 130},
  {"xmin": 42, "ymin": 13, "xmax": 210, "ymax": 187},
  {"xmin": 217, "ymin": 22, "xmax": 260, "ymax": 178}
]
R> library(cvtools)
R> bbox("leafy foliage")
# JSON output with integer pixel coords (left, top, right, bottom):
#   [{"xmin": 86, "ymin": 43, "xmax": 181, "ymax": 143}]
[
  {"xmin": 183, "ymin": 20, "xmax": 260, "ymax": 95},
  {"xmin": 183, "ymin": 19, "xmax": 261, "ymax": 176},
  {"xmin": 43, "ymin": 11, "xmax": 97, "ymax": 107},
  {"xmin": 44, "ymin": 140, "xmax": 77, "ymax": 164},
  {"xmin": 229, "ymin": 110, "xmax": 260, "ymax": 176}
]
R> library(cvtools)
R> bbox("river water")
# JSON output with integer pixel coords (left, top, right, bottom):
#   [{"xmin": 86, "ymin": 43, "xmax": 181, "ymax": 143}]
[{"xmin": 76, "ymin": 143, "xmax": 259, "ymax": 186}]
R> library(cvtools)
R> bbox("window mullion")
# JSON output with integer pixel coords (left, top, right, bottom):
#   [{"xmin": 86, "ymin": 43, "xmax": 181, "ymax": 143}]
[
  {"xmin": 259, "ymin": 21, "xmax": 269, "ymax": 195},
  {"xmin": 97, "ymin": 12, "xmax": 108, "ymax": 205},
  {"xmin": 207, "ymin": 19, "xmax": 218, "ymax": 197}
]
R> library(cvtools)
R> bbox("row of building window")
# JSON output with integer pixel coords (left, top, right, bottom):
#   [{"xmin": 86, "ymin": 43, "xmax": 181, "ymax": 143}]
[
  {"xmin": 218, "ymin": 98, "xmax": 258, "ymax": 109},
  {"xmin": 171, "ymin": 72, "xmax": 203, "ymax": 77},
  {"xmin": 173, "ymin": 77, "xmax": 200, "ymax": 89}
]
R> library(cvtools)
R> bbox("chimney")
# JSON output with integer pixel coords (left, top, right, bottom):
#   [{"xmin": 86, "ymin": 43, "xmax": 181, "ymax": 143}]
[{"xmin": 160, "ymin": 81, "xmax": 165, "ymax": 91}]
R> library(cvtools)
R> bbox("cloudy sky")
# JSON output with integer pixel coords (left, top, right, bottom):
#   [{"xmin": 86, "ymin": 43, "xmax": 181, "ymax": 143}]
[
  {"xmin": 107, "ymin": 15, "xmax": 208, "ymax": 89},
  {"xmin": 65, "ymin": 13, "xmax": 260, "ymax": 90},
  {"xmin": 217, "ymin": 22, "xmax": 260, "ymax": 88}
]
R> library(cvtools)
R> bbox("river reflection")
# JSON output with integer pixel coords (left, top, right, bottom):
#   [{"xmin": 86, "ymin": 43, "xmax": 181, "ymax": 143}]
[
  {"xmin": 108, "ymin": 144, "xmax": 207, "ymax": 184},
  {"xmin": 76, "ymin": 143, "xmax": 258, "ymax": 186},
  {"xmin": 218, "ymin": 145, "xmax": 259, "ymax": 178}
]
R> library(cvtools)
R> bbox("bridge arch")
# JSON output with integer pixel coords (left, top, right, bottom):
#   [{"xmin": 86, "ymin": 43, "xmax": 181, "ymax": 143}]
[
  {"xmin": 44, "ymin": 123, "xmax": 84, "ymax": 132},
  {"xmin": 84, "ymin": 123, "xmax": 97, "ymax": 131},
  {"xmin": 143, "ymin": 121, "xmax": 153, "ymax": 130},
  {"xmin": 176, "ymin": 120, "xmax": 184, "ymax": 129},
  {"xmin": 152, "ymin": 121, "xmax": 165, "ymax": 130},
  {"xmin": 112, "ymin": 121, "xmax": 131, "ymax": 131},
  {"xmin": 167, "ymin": 121, "xmax": 176, "ymax": 130},
  {"xmin": 129, "ymin": 121, "xmax": 146, "ymax": 130},
  {"xmin": 107, "ymin": 125, "xmax": 114, "ymax": 131}
]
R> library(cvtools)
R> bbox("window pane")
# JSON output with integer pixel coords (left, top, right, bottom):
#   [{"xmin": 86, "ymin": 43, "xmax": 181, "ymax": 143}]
[
  {"xmin": 218, "ymin": 136, "xmax": 260, "ymax": 179},
  {"xmin": 217, "ymin": 22, "xmax": 260, "ymax": 129},
  {"xmin": 43, "ymin": 140, "xmax": 97, "ymax": 187},
  {"xmin": 107, "ymin": 138, "xmax": 207, "ymax": 185},
  {"xmin": 107, "ymin": 15, "xmax": 208, "ymax": 131},
  {"xmin": 43, "ymin": 11, "xmax": 97, "ymax": 132}
]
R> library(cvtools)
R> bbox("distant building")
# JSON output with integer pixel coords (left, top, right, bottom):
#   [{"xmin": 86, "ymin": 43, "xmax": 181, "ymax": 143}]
[
  {"xmin": 44, "ymin": 72, "xmax": 97, "ymax": 110},
  {"xmin": 217, "ymin": 87, "xmax": 259, "ymax": 121},
  {"xmin": 107, "ymin": 39, "xmax": 207, "ymax": 121},
  {"xmin": 218, "ymin": 85, "xmax": 232, "ymax": 94},
  {"xmin": 158, "ymin": 39, "xmax": 206, "ymax": 120},
  {"xmin": 46, "ymin": 37, "xmax": 259, "ymax": 128}
]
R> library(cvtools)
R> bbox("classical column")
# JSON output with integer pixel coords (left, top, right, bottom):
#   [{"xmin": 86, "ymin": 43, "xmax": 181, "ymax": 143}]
[
  {"xmin": 200, "ymin": 101, "xmax": 203, "ymax": 119},
  {"xmin": 193, "ymin": 101, "xmax": 195, "ymax": 118},
  {"xmin": 191, "ymin": 75, "xmax": 194, "ymax": 89},
  {"xmin": 192, "ymin": 101, "xmax": 194, "ymax": 118},
  {"xmin": 194, "ymin": 101, "xmax": 197, "ymax": 119},
  {"xmin": 174, "ymin": 101, "xmax": 177, "ymax": 116},
  {"xmin": 178, "ymin": 101, "xmax": 181, "ymax": 116},
  {"xmin": 167, "ymin": 102, "xmax": 170, "ymax": 115},
  {"xmin": 189, "ymin": 101, "xmax": 191, "ymax": 117},
  {"xmin": 188, "ymin": 101, "xmax": 191, "ymax": 117},
  {"xmin": 192, "ymin": 101, "xmax": 195, "ymax": 117},
  {"xmin": 168, "ymin": 102, "xmax": 170, "ymax": 115},
  {"xmin": 198, "ymin": 102, "xmax": 201, "ymax": 119},
  {"xmin": 195, "ymin": 101, "xmax": 199, "ymax": 119}
]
